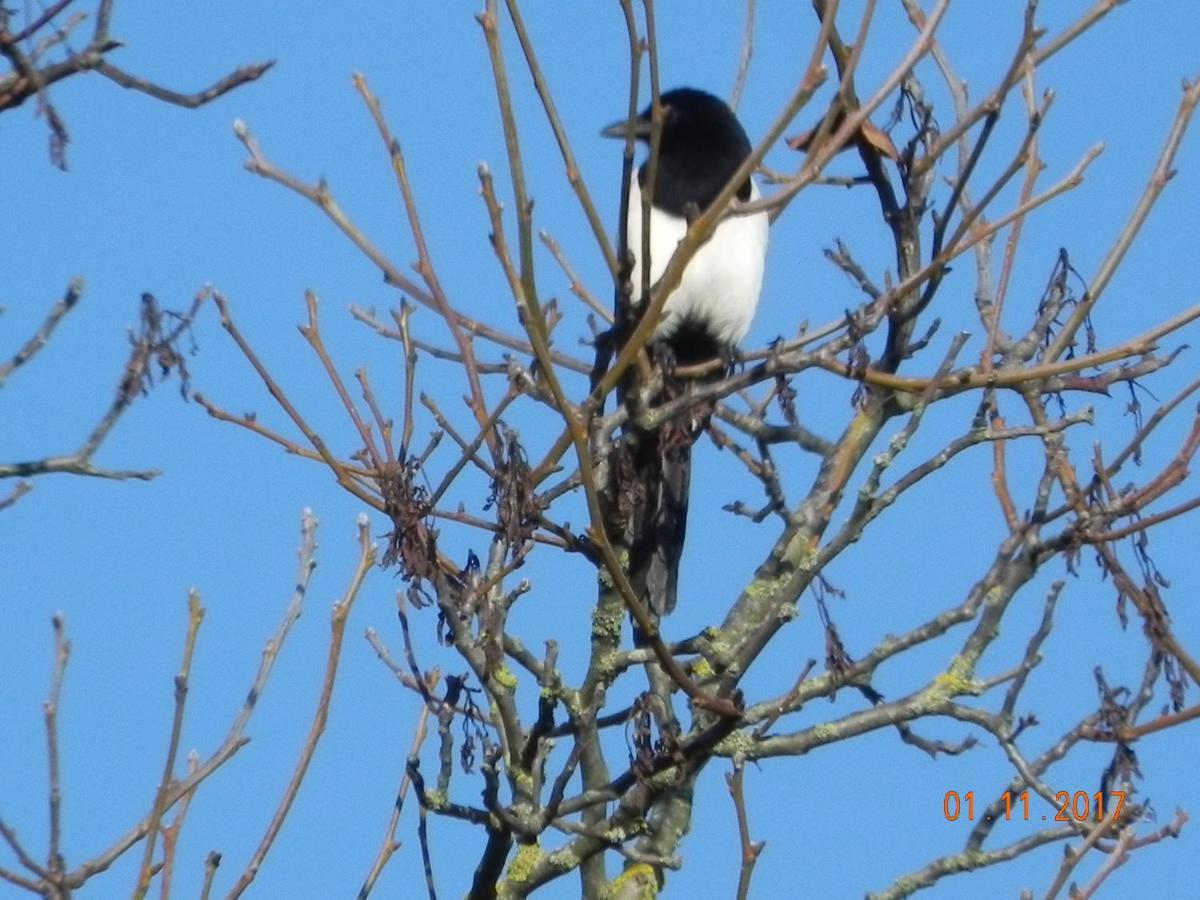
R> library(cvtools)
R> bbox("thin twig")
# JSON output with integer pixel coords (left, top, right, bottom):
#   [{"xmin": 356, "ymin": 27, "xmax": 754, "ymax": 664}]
[
  {"xmin": 726, "ymin": 763, "xmax": 765, "ymax": 900},
  {"xmin": 730, "ymin": 0, "xmax": 757, "ymax": 111},
  {"xmin": 59, "ymin": 511, "xmax": 319, "ymax": 891},
  {"xmin": 0, "ymin": 277, "xmax": 83, "ymax": 386},
  {"xmin": 157, "ymin": 752, "xmax": 201, "ymax": 900},
  {"xmin": 357, "ymin": 672, "xmax": 441, "ymax": 899},
  {"xmin": 44, "ymin": 614, "xmax": 71, "ymax": 882},
  {"xmin": 1048, "ymin": 77, "xmax": 1200, "ymax": 361},
  {"xmin": 226, "ymin": 516, "xmax": 376, "ymax": 898},
  {"xmin": 133, "ymin": 591, "xmax": 205, "ymax": 899},
  {"xmin": 95, "ymin": 59, "xmax": 274, "ymax": 109}
]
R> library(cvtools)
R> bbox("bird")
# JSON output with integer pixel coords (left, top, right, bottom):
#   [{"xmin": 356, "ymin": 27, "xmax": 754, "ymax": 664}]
[
  {"xmin": 601, "ymin": 87, "xmax": 769, "ymax": 365},
  {"xmin": 600, "ymin": 87, "xmax": 769, "ymax": 620}
]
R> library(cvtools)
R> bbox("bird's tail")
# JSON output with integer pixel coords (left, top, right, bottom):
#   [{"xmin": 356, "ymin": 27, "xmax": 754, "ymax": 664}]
[{"xmin": 629, "ymin": 428, "xmax": 692, "ymax": 620}]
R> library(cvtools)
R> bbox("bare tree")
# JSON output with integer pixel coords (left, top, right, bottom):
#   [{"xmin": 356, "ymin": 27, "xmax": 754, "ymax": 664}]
[{"xmin": 4, "ymin": 2, "xmax": 1200, "ymax": 898}]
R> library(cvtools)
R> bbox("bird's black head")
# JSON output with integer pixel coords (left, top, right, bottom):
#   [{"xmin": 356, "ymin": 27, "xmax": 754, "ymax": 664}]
[{"xmin": 602, "ymin": 87, "xmax": 754, "ymax": 217}]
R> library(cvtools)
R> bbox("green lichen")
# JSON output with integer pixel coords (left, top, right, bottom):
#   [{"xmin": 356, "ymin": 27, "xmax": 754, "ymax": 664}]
[
  {"xmin": 701, "ymin": 628, "xmax": 732, "ymax": 660},
  {"xmin": 591, "ymin": 603, "xmax": 625, "ymax": 640},
  {"xmin": 692, "ymin": 657, "xmax": 715, "ymax": 679},
  {"xmin": 781, "ymin": 534, "xmax": 820, "ymax": 572},
  {"xmin": 504, "ymin": 842, "xmax": 543, "ymax": 884},
  {"xmin": 745, "ymin": 572, "xmax": 789, "ymax": 602},
  {"xmin": 545, "ymin": 846, "xmax": 576, "ymax": 872},
  {"xmin": 813, "ymin": 723, "xmax": 837, "ymax": 742},
  {"xmin": 423, "ymin": 789, "xmax": 447, "ymax": 811},
  {"xmin": 593, "ymin": 650, "xmax": 621, "ymax": 679},
  {"xmin": 510, "ymin": 768, "xmax": 534, "ymax": 793},
  {"xmin": 932, "ymin": 672, "xmax": 964, "ymax": 700},
  {"xmin": 932, "ymin": 654, "xmax": 980, "ymax": 699},
  {"xmin": 644, "ymin": 768, "xmax": 687, "ymax": 791},
  {"xmin": 963, "ymin": 848, "xmax": 988, "ymax": 868},
  {"xmin": 493, "ymin": 665, "xmax": 518, "ymax": 690},
  {"xmin": 562, "ymin": 690, "xmax": 582, "ymax": 717},
  {"xmin": 715, "ymin": 730, "xmax": 755, "ymax": 758},
  {"xmin": 597, "ymin": 550, "xmax": 630, "ymax": 590},
  {"xmin": 603, "ymin": 863, "xmax": 658, "ymax": 899}
]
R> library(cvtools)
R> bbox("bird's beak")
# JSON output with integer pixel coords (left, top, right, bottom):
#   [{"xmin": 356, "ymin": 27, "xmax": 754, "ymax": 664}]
[{"xmin": 601, "ymin": 116, "xmax": 652, "ymax": 140}]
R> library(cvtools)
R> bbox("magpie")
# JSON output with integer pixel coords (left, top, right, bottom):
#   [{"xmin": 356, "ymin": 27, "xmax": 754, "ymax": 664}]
[
  {"xmin": 602, "ymin": 87, "xmax": 769, "ymax": 365},
  {"xmin": 600, "ymin": 87, "xmax": 769, "ymax": 618}
]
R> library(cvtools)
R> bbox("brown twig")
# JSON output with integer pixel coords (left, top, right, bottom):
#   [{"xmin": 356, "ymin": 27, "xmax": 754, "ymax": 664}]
[
  {"xmin": 498, "ymin": 0, "xmax": 619, "ymax": 276},
  {"xmin": 1042, "ymin": 806, "xmax": 1122, "ymax": 900},
  {"xmin": 357, "ymin": 671, "xmax": 441, "ymax": 898},
  {"xmin": 133, "ymin": 590, "xmax": 205, "ymax": 899},
  {"xmin": 2, "ymin": 5, "xmax": 270, "ymax": 167},
  {"xmin": 211, "ymin": 291, "xmax": 383, "ymax": 511},
  {"xmin": 193, "ymin": 392, "xmax": 373, "ymax": 478},
  {"xmin": 354, "ymin": 73, "xmax": 500, "ymax": 459},
  {"xmin": 539, "ymin": 229, "xmax": 612, "ymax": 324},
  {"xmin": 157, "ymin": 752, "xmax": 200, "ymax": 900},
  {"xmin": 199, "ymin": 852, "xmax": 220, "ymax": 900},
  {"xmin": 2, "ymin": 0, "xmax": 79, "ymax": 45},
  {"xmin": 44, "ymin": 614, "xmax": 71, "ymax": 884},
  {"xmin": 1, "ymin": 289, "xmax": 208, "ymax": 484},
  {"xmin": 300, "ymin": 290, "xmax": 386, "ymax": 469},
  {"xmin": 0, "ymin": 277, "xmax": 83, "ymax": 386},
  {"xmin": 0, "ymin": 481, "xmax": 33, "ymax": 511},
  {"xmin": 815, "ymin": 300, "xmax": 1200, "ymax": 394},
  {"xmin": 226, "ymin": 515, "xmax": 377, "ymax": 898},
  {"xmin": 990, "ymin": 412, "xmax": 1022, "ymax": 531},
  {"xmin": 57, "ymin": 510, "xmax": 319, "ymax": 891},
  {"xmin": 231, "ymin": 120, "xmax": 589, "ymax": 374},
  {"xmin": 725, "ymin": 763, "xmax": 765, "ymax": 900},
  {"xmin": 94, "ymin": 58, "xmax": 274, "ymax": 109},
  {"xmin": 1047, "ymin": 76, "xmax": 1200, "ymax": 361},
  {"xmin": 729, "ymin": 0, "xmax": 756, "ymax": 111}
]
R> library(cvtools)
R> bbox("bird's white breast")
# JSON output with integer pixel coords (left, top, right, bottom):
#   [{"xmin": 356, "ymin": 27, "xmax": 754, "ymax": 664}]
[{"xmin": 624, "ymin": 172, "xmax": 769, "ymax": 347}]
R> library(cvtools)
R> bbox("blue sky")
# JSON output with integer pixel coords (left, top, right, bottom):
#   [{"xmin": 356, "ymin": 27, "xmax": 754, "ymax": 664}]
[{"xmin": 4, "ymin": 2, "xmax": 1200, "ymax": 897}]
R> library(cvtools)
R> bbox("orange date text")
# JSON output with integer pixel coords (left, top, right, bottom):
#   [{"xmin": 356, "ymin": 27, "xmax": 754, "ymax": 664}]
[{"xmin": 942, "ymin": 790, "xmax": 1125, "ymax": 823}]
